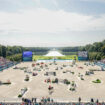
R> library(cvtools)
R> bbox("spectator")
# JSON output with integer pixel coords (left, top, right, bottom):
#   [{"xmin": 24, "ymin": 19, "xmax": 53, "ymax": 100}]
[
  {"xmin": 78, "ymin": 97, "xmax": 81, "ymax": 103},
  {"xmin": 91, "ymin": 98, "xmax": 94, "ymax": 103},
  {"xmin": 96, "ymin": 99, "xmax": 99, "ymax": 104}
]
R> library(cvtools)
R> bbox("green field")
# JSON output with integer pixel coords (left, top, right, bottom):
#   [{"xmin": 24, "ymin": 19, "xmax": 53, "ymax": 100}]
[{"xmin": 33, "ymin": 55, "xmax": 78, "ymax": 61}]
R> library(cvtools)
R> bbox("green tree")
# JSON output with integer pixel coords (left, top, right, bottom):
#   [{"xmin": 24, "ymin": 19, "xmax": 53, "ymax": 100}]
[
  {"xmin": 0, "ymin": 45, "xmax": 2, "ymax": 56},
  {"xmin": 2, "ymin": 46, "xmax": 6, "ymax": 57}
]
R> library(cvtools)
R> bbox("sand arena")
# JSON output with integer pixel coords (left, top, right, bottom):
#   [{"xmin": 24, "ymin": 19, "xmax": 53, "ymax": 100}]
[{"xmin": 0, "ymin": 61, "xmax": 105, "ymax": 102}]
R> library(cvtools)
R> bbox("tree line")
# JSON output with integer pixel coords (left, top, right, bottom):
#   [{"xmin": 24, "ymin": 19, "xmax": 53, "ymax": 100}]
[
  {"xmin": 80, "ymin": 40, "xmax": 105, "ymax": 60},
  {"xmin": 0, "ymin": 39, "xmax": 105, "ymax": 61},
  {"xmin": 59, "ymin": 40, "xmax": 105, "ymax": 60},
  {"xmin": 0, "ymin": 45, "xmax": 49, "ymax": 61}
]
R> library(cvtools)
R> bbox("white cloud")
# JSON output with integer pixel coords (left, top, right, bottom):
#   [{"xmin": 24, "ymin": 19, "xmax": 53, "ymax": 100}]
[
  {"xmin": 52, "ymin": 0, "xmax": 58, "ymax": 7},
  {"xmin": 81, "ymin": 0, "xmax": 105, "ymax": 3},
  {"xmin": 32, "ymin": 0, "xmax": 41, "ymax": 6},
  {"xmin": 0, "ymin": 8, "xmax": 105, "ymax": 34}
]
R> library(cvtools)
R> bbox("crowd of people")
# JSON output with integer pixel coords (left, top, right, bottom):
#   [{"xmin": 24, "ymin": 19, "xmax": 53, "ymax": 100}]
[{"xmin": 0, "ymin": 97, "xmax": 105, "ymax": 105}]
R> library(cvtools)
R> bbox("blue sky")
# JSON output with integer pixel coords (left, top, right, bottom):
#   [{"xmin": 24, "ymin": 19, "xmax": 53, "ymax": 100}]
[{"xmin": 0, "ymin": 0, "xmax": 105, "ymax": 47}]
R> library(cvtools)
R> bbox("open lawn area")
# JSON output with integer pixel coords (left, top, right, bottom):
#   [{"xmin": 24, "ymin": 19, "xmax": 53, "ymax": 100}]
[{"xmin": 33, "ymin": 55, "xmax": 78, "ymax": 61}]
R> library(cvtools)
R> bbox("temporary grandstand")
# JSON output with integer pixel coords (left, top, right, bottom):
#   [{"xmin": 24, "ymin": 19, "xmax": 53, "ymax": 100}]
[
  {"xmin": 95, "ymin": 59, "xmax": 105, "ymax": 70},
  {"xmin": 0, "ymin": 57, "xmax": 15, "ymax": 71},
  {"xmin": 101, "ymin": 59, "xmax": 105, "ymax": 64}
]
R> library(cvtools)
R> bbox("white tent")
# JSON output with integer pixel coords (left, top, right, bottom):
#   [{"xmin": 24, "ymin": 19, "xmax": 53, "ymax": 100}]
[{"xmin": 45, "ymin": 51, "xmax": 64, "ymax": 57}]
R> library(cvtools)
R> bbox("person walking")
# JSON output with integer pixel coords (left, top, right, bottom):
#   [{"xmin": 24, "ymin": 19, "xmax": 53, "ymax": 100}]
[{"xmin": 78, "ymin": 97, "xmax": 81, "ymax": 103}]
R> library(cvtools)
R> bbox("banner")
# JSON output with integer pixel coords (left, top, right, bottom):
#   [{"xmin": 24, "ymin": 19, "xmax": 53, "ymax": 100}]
[
  {"xmin": 78, "ymin": 51, "xmax": 88, "ymax": 60},
  {"xmin": 22, "ymin": 51, "xmax": 32, "ymax": 61}
]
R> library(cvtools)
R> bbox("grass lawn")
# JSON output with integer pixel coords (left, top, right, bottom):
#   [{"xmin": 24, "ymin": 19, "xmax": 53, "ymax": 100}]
[{"xmin": 33, "ymin": 55, "xmax": 78, "ymax": 61}]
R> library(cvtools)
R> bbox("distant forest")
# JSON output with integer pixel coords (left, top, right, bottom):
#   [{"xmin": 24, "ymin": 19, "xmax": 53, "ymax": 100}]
[
  {"xmin": 59, "ymin": 40, "xmax": 105, "ymax": 60},
  {"xmin": 0, "ymin": 46, "xmax": 49, "ymax": 61},
  {"xmin": 0, "ymin": 40, "xmax": 105, "ymax": 61}
]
